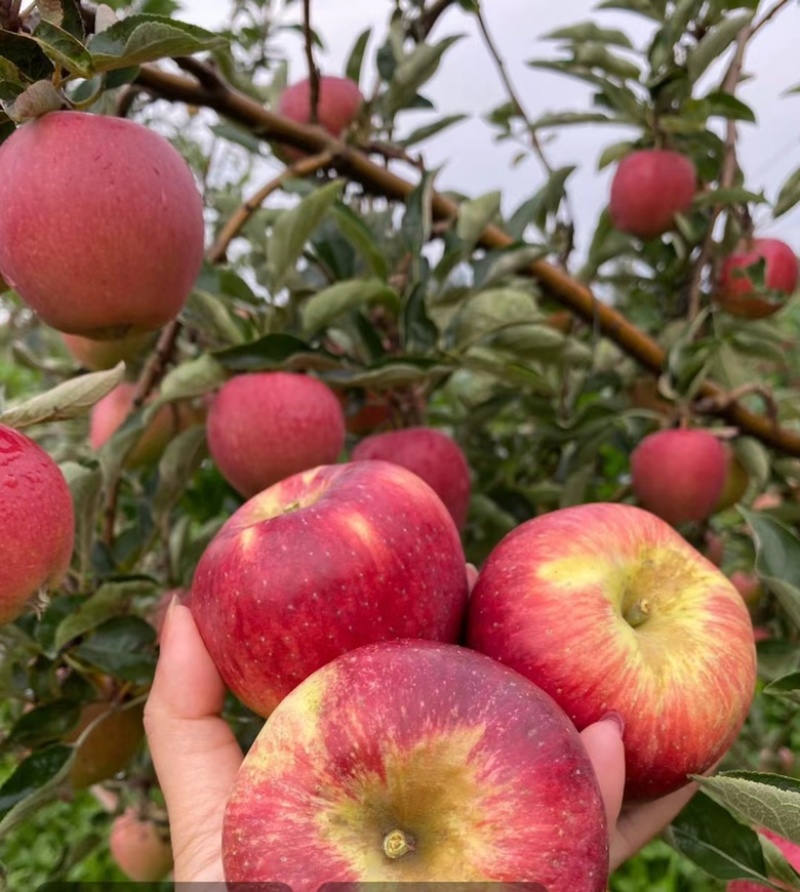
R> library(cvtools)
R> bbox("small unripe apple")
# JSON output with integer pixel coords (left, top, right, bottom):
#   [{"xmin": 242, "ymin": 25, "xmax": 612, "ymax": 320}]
[
  {"xmin": 727, "ymin": 828, "xmax": 800, "ymax": 890},
  {"xmin": 351, "ymin": 426, "xmax": 472, "ymax": 529},
  {"xmin": 109, "ymin": 809, "xmax": 173, "ymax": 882},
  {"xmin": 60, "ymin": 330, "xmax": 156, "ymax": 372},
  {"xmin": 630, "ymin": 428, "xmax": 727, "ymax": 525},
  {"xmin": 89, "ymin": 382, "xmax": 202, "ymax": 468},
  {"xmin": 277, "ymin": 75, "xmax": 363, "ymax": 139},
  {"xmin": 715, "ymin": 238, "xmax": 798, "ymax": 318},
  {"xmin": 65, "ymin": 700, "xmax": 145, "ymax": 789},
  {"xmin": 610, "ymin": 149, "xmax": 697, "ymax": 240},
  {"xmin": 0, "ymin": 111, "xmax": 205, "ymax": 338},
  {"xmin": 206, "ymin": 371, "xmax": 346, "ymax": 498},
  {"xmin": 0, "ymin": 424, "xmax": 74, "ymax": 626}
]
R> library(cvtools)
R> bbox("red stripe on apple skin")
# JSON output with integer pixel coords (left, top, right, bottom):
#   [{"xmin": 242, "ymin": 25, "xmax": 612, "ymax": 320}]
[
  {"xmin": 222, "ymin": 640, "xmax": 608, "ymax": 891},
  {"xmin": 466, "ymin": 502, "xmax": 757, "ymax": 801},
  {"xmin": 191, "ymin": 462, "xmax": 469, "ymax": 718}
]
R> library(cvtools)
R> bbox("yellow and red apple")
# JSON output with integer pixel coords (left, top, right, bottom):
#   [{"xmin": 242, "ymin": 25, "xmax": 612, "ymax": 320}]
[
  {"xmin": 0, "ymin": 424, "xmax": 74, "ymax": 626},
  {"xmin": 466, "ymin": 502, "xmax": 757, "ymax": 800},
  {"xmin": 191, "ymin": 460, "xmax": 469, "ymax": 717},
  {"xmin": 0, "ymin": 111, "xmax": 205, "ymax": 338},
  {"xmin": 222, "ymin": 639, "xmax": 609, "ymax": 891}
]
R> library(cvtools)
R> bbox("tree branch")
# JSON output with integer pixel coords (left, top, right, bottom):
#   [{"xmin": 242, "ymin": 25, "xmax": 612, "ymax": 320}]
[
  {"xmin": 302, "ymin": 0, "xmax": 320, "ymax": 124},
  {"xmin": 133, "ymin": 63, "xmax": 800, "ymax": 457}
]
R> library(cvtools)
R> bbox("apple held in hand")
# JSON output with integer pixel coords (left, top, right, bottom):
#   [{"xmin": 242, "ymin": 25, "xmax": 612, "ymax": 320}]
[
  {"xmin": 206, "ymin": 371, "xmax": 346, "ymax": 498},
  {"xmin": 109, "ymin": 809, "xmax": 173, "ymax": 882},
  {"xmin": 351, "ymin": 426, "xmax": 472, "ymax": 529},
  {"xmin": 609, "ymin": 149, "xmax": 697, "ymax": 240},
  {"xmin": 191, "ymin": 461, "xmax": 469, "ymax": 717},
  {"xmin": 0, "ymin": 424, "xmax": 74, "ymax": 626},
  {"xmin": 630, "ymin": 428, "xmax": 728, "ymax": 525},
  {"xmin": 466, "ymin": 502, "xmax": 756, "ymax": 800},
  {"xmin": 0, "ymin": 111, "xmax": 205, "ymax": 338},
  {"xmin": 223, "ymin": 639, "xmax": 609, "ymax": 891},
  {"xmin": 715, "ymin": 238, "xmax": 798, "ymax": 319}
]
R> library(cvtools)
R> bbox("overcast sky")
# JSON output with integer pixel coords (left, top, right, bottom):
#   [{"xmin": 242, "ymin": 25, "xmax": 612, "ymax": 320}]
[{"xmin": 176, "ymin": 0, "xmax": 800, "ymax": 259}]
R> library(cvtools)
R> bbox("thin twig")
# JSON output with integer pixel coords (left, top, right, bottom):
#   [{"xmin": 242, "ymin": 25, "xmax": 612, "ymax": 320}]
[
  {"xmin": 693, "ymin": 382, "xmax": 779, "ymax": 427},
  {"xmin": 208, "ymin": 150, "xmax": 335, "ymax": 264},
  {"xmin": 412, "ymin": 0, "xmax": 459, "ymax": 41},
  {"xmin": 302, "ymin": 0, "xmax": 320, "ymax": 124}
]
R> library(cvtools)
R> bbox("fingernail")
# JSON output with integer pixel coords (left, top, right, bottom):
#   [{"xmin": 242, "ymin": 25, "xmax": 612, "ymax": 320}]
[
  {"xmin": 600, "ymin": 710, "xmax": 625, "ymax": 737},
  {"xmin": 159, "ymin": 594, "xmax": 181, "ymax": 646}
]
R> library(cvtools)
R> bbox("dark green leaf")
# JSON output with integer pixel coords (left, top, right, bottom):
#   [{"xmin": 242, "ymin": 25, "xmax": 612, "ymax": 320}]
[
  {"xmin": 686, "ymin": 13, "xmax": 754, "ymax": 85},
  {"xmin": 345, "ymin": 27, "xmax": 371, "ymax": 85},
  {"xmin": 702, "ymin": 90, "xmax": 756, "ymax": 123},
  {"xmin": 301, "ymin": 279, "xmax": 400, "ymax": 335},
  {"xmin": 4, "ymin": 700, "xmax": 81, "ymax": 749},
  {"xmin": 70, "ymin": 616, "xmax": 157, "ymax": 685},
  {"xmin": 542, "ymin": 23, "xmax": 634, "ymax": 48},
  {"xmin": 31, "ymin": 20, "xmax": 94, "ymax": 78},
  {"xmin": 213, "ymin": 333, "xmax": 341, "ymax": 373},
  {"xmin": 403, "ymin": 280, "xmax": 439, "ymax": 353},
  {"xmin": 55, "ymin": 581, "xmax": 154, "ymax": 649},
  {"xmin": 0, "ymin": 31, "xmax": 55, "ymax": 82},
  {"xmin": 384, "ymin": 35, "xmax": 464, "ymax": 114},
  {"xmin": 775, "ymin": 167, "xmax": 800, "ymax": 218},
  {"xmin": 764, "ymin": 670, "xmax": 800, "ymax": 703},
  {"xmin": 332, "ymin": 204, "xmax": 390, "ymax": 280},
  {"xmin": 0, "ymin": 744, "xmax": 72, "ymax": 822},
  {"xmin": 400, "ymin": 113, "xmax": 467, "ymax": 147}
]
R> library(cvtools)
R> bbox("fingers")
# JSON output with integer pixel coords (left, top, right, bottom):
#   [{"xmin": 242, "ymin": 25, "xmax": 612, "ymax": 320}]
[
  {"xmin": 466, "ymin": 562, "xmax": 479, "ymax": 592},
  {"xmin": 580, "ymin": 715, "xmax": 626, "ymax": 835},
  {"xmin": 144, "ymin": 601, "xmax": 245, "ymax": 882},
  {"xmin": 610, "ymin": 779, "xmax": 699, "ymax": 871}
]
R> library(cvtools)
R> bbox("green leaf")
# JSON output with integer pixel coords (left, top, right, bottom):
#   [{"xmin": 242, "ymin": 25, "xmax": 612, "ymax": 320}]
[
  {"xmin": 332, "ymin": 204, "xmax": 390, "ymax": 280},
  {"xmin": 157, "ymin": 354, "xmax": 227, "ymax": 404},
  {"xmin": 3, "ymin": 700, "xmax": 81, "ymax": 750},
  {"xmin": 213, "ymin": 333, "xmax": 341, "ymax": 373},
  {"xmin": 0, "ymin": 745, "xmax": 72, "ymax": 823},
  {"xmin": 60, "ymin": 462, "xmax": 104, "ymax": 579},
  {"xmin": 88, "ymin": 14, "xmax": 227, "ymax": 72},
  {"xmin": 402, "ymin": 281, "xmax": 439, "ymax": 353},
  {"xmin": 0, "ymin": 363, "xmax": 125, "ymax": 428},
  {"xmin": 450, "ymin": 288, "xmax": 540, "ymax": 348},
  {"xmin": 400, "ymin": 113, "xmax": 468, "ymax": 148},
  {"xmin": 457, "ymin": 191, "xmax": 502, "ymax": 255},
  {"xmin": 325, "ymin": 359, "xmax": 449, "ymax": 391},
  {"xmin": 32, "ymin": 20, "xmax": 94, "ymax": 78},
  {"xmin": 54, "ymin": 581, "xmax": 154, "ymax": 650},
  {"xmin": 696, "ymin": 772, "xmax": 800, "ymax": 848},
  {"xmin": 301, "ymin": 278, "xmax": 400, "ymax": 335},
  {"xmin": 267, "ymin": 179, "xmax": 345, "ymax": 291},
  {"xmin": 153, "ymin": 425, "xmax": 208, "ymax": 520},
  {"xmin": 669, "ymin": 790, "xmax": 768, "ymax": 881},
  {"xmin": 184, "ymin": 288, "xmax": 248, "ymax": 346},
  {"xmin": 775, "ymin": 167, "xmax": 800, "ymax": 218},
  {"xmin": 598, "ymin": 140, "xmax": 637, "ymax": 170},
  {"xmin": 597, "ymin": 0, "xmax": 666, "ymax": 21},
  {"xmin": 702, "ymin": 89, "xmax": 756, "ymax": 123},
  {"xmin": 764, "ymin": 671, "xmax": 800, "ymax": 704},
  {"xmin": 0, "ymin": 31, "xmax": 55, "ymax": 83},
  {"xmin": 542, "ymin": 22, "xmax": 634, "ymax": 48},
  {"xmin": 529, "ymin": 111, "xmax": 616, "ymax": 130},
  {"xmin": 693, "ymin": 187, "xmax": 767, "ymax": 208},
  {"xmin": 686, "ymin": 12, "xmax": 754, "ymax": 85},
  {"xmin": 572, "ymin": 44, "xmax": 642, "ymax": 80},
  {"xmin": 70, "ymin": 616, "xmax": 157, "ymax": 685},
  {"xmin": 345, "ymin": 27, "xmax": 371, "ymax": 85},
  {"xmin": 740, "ymin": 508, "xmax": 800, "ymax": 631},
  {"xmin": 384, "ymin": 35, "xmax": 464, "ymax": 114}
]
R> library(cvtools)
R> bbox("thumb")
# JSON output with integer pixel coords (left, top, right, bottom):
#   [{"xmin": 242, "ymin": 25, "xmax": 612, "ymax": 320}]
[{"xmin": 580, "ymin": 713, "xmax": 626, "ymax": 833}]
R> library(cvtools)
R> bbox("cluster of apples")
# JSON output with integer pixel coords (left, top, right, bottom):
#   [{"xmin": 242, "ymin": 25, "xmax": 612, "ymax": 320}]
[{"xmin": 610, "ymin": 148, "xmax": 799, "ymax": 318}]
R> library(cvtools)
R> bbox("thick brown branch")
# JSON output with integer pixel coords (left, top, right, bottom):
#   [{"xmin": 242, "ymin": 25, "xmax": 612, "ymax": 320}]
[{"xmin": 133, "ymin": 64, "xmax": 800, "ymax": 457}]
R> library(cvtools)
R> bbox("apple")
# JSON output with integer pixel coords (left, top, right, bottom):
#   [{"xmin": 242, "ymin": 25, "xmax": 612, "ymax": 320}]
[
  {"xmin": 206, "ymin": 371, "xmax": 346, "ymax": 498},
  {"xmin": 0, "ymin": 111, "xmax": 205, "ymax": 338},
  {"xmin": 0, "ymin": 424, "xmax": 74, "ymax": 626},
  {"xmin": 609, "ymin": 149, "xmax": 697, "ymax": 240},
  {"xmin": 65, "ymin": 699, "xmax": 145, "ymax": 789},
  {"xmin": 191, "ymin": 460, "xmax": 469, "ymax": 718},
  {"xmin": 89, "ymin": 382, "xmax": 202, "ymax": 468},
  {"xmin": 60, "ymin": 330, "xmax": 156, "ymax": 372},
  {"xmin": 703, "ymin": 529, "xmax": 725, "ymax": 567},
  {"xmin": 630, "ymin": 428, "xmax": 728, "ymax": 525},
  {"xmin": 222, "ymin": 639, "xmax": 609, "ymax": 891},
  {"xmin": 109, "ymin": 809, "xmax": 173, "ymax": 882},
  {"xmin": 466, "ymin": 502, "xmax": 757, "ymax": 800},
  {"xmin": 715, "ymin": 238, "xmax": 798, "ymax": 319},
  {"xmin": 277, "ymin": 75, "xmax": 363, "ymax": 159},
  {"xmin": 351, "ymin": 427, "xmax": 472, "ymax": 530},
  {"xmin": 727, "ymin": 828, "xmax": 800, "ymax": 890},
  {"xmin": 336, "ymin": 387, "xmax": 392, "ymax": 435}
]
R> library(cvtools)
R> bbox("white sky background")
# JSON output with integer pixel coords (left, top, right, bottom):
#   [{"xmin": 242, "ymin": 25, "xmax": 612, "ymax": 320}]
[{"xmin": 175, "ymin": 0, "xmax": 800, "ymax": 260}]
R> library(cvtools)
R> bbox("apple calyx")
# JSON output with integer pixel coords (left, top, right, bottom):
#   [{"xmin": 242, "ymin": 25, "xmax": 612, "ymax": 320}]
[
  {"xmin": 623, "ymin": 597, "xmax": 651, "ymax": 628},
  {"xmin": 383, "ymin": 828, "xmax": 416, "ymax": 860}
]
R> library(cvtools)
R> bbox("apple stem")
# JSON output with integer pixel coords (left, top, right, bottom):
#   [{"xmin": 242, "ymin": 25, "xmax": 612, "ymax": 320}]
[
  {"xmin": 383, "ymin": 828, "xmax": 415, "ymax": 860},
  {"xmin": 624, "ymin": 598, "xmax": 651, "ymax": 628}
]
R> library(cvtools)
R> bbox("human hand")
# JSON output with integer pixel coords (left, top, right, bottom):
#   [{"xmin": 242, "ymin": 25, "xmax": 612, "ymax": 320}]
[{"xmin": 145, "ymin": 597, "xmax": 701, "ymax": 882}]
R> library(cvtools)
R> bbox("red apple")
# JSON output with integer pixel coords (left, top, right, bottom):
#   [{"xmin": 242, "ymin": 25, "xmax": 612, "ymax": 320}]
[
  {"xmin": 716, "ymin": 238, "xmax": 798, "ymax": 319},
  {"xmin": 109, "ymin": 809, "xmax": 173, "ymax": 882},
  {"xmin": 727, "ymin": 828, "xmax": 800, "ymax": 890},
  {"xmin": 191, "ymin": 460, "xmax": 469, "ymax": 717},
  {"xmin": 65, "ymin": 699, "xmax": 145, "ymax": 789},
  {"xmin": 630, "ymin": 428, "xmax": 728, "ymax": 525},
  {"xmin": 222, "ymin": 639, "xmax": 609, "ymax": 891},
  {"xmin": 336, "ymin": 387, "xmax": 392, "ymax": 435},
  {"xmin": 89, "ymin": 382, "xmax": 202, "ymax": 468},
  {"xmin": 0, "ymin": 424, "xmax": 74, "ymax": 626},
  {"xmin": 0, "ymin": 111, "xmax": 205, "ymax": 338},
  {"xmin": 351, "ymin": 427, "xmax": 471, "ymax": 530},
  {"xmin": 277, "ymin": 75, "xmax": 363, "ymax": 158},
  {"xmin": 610, "ymin": 149, "xmax": 697, "ymax": 240},
  {"xmin": 703, "ymin": 530, "xmax": 725, "ymax": 567},
  {"xmin": 466, "ymin": 502, "xmax": 757, "ymax": 800},
  {"xmin": 206, "ymin": 371, "xmax": 346, "ymax": 498},
  {"xmin": 61, "ymin": 330, "xmax": 156, "ymax": 372}
]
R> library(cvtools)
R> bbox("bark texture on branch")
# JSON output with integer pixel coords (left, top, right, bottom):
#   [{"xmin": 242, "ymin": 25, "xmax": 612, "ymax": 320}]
[{"xmin": 134, "ymin": 64, "xmax": 800, "ymax": 457}]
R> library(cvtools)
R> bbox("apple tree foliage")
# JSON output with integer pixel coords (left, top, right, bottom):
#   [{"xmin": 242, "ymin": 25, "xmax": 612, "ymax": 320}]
[{"xmin": 3, "ymin": 0, "xmax": 800, "ymax": 888}]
